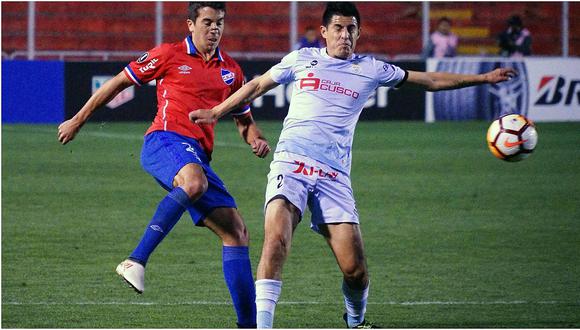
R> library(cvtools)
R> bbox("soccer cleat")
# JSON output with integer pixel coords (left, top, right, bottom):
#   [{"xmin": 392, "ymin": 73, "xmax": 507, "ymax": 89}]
[
  {"xmin": 343, "ymin": 313, "xmax": 379, "ymax": 329},
  {"xmin": 115, "ymin": 259, "xmax": 145, "ymax": 294}
]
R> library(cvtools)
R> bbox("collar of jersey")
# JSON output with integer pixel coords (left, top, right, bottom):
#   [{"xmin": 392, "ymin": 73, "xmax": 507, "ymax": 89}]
[
  {"xmin": 321, "ymin": 47, "xmax": 358, "ymax": 61},
  {"xmin": 184, "ymin": 35, "xmax": 224, "ymax": 61}
]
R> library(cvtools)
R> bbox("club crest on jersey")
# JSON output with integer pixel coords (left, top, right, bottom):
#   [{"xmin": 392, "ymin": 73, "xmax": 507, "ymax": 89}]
[
  {"xmin": 136, "ymin": 52, "xmax": 149, "ymax": 64},
  {"xmin": 221, "ymin": 68, "xmax": 235, "ymax": 85}
]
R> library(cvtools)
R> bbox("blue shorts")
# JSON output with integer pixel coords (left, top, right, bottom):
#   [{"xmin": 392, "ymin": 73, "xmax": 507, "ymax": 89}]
[{"xmin": 140, "ymin": 131, "xmax": 237, "ymax": 226}]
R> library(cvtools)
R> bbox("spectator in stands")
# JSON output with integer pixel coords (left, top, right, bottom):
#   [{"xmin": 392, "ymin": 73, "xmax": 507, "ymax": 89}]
[
  {"xmin": 423, "ymin": 17, "xmax": 458, "ymax": 58},
  {"xmin": 498, "ymin": 15, "xmax": 532, "ymax": 57},
  {"xmin": 295, "ymin": 26, "xmax": 323, "ymax": 49}
]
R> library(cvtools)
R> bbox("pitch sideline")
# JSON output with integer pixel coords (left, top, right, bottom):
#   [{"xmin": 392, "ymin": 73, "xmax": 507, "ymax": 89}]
[
  {"xmin": 3, "ymin": 300, "xmax": 574, "ymax": 306},
  {"xmin": 3, "ymin": 125, "xmax": 247, "ymax": 148}
]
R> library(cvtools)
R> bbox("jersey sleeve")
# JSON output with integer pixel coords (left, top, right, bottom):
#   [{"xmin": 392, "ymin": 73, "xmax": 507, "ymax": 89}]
[
  {"xmin": 124, "ymin": 44, "xmax": 171, "ymax": 86},
  {"xmin": 230, "ymin": 64, "xmax": 252, "ymax": 117},
  {"xmin": 269, "ymin": 50, "xmax": 299, "ymax": 84},
  {"xmin": 374, "ymin": 60, "xmax": 408, "ymax": 88}
]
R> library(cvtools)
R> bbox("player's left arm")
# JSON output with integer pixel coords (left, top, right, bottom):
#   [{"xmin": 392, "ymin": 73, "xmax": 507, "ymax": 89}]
[
  {"xmin": 232, "ymin": 112, "xmax": 270, "ymax": 158},
  {"xmin": 405, "ymin": 68, "xmax": 518, "ymax": 91}
]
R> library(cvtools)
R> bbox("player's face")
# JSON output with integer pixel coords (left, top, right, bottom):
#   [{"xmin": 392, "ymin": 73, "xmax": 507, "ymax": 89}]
[
  {"xmin": 321, "ymin": 15, "xmax": 360, "ymax": 60},
  {"xmin": 187, "ymin": 7, "xmax": 225, "ymax": 55},
  {"xmin": 437, "ymin": 21, "xmax": 451, "ymax": 35}
]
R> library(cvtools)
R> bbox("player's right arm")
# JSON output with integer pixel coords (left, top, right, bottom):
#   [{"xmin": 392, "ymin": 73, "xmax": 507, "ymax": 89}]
[
  {"xmin": 189, "ymin": 71, "xmax": 279, "ymax": 124},
  {"xmin": 58, "ymin": 72, "xmax": 133, "ymax": 144}
]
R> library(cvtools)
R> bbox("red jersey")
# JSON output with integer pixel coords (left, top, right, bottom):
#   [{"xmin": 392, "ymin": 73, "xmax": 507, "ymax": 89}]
[{"xmin": 124, "ymin": 36, "xmax": 250, "ymax": 157}]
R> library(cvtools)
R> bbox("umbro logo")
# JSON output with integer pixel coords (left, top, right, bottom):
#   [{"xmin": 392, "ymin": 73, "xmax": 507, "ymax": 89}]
[
  {"xmin": 150, "ymin": 225, "xmax": 164, "ymax": 233},
  {"xmin": 178, "ymin": 65, "xmax": 192, "ymax": 74},
  {"xmin": 181, "ymin": 142, "xmax": 202, "ymax": 162}
]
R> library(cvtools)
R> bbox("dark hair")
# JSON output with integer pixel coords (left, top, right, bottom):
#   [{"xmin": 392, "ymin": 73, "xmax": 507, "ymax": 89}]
[
  {"xmin": 188, "ymin": 2, "xmax": 226, "ymax": 22},
  {"xmin": 507, "ymin": 15, "xmax": 523, "ymax": 27},
  {"xmin": 322, "ymin": 2, "xmax": 361, "ymax": 28},
  {"xmin": 438, "ymin": 16, "xmax": 452, "ymax": 25}
]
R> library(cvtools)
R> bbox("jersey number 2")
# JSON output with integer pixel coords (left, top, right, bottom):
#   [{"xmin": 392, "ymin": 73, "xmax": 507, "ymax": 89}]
[{"xmin": 276, "ymin": 174, "xmax": 283, "ymax": 189}]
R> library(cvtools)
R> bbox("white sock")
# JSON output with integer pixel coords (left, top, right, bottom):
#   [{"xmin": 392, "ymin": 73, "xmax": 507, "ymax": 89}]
[
  {"xmin": 342, "ymin": 280, "xmax": 369, "ymax": 328},
  {"xmin": 255, "ymin": 279, "xmax": 282, "ymax": 329}
]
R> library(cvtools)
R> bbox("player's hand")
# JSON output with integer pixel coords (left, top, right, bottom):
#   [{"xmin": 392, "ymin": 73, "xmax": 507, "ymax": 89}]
[
  {"xmin": 57, "ymin": 118, "xmax": 83, "ymax": 145},
  {"xmin": 484, "ymin": 68, "xmax": 518, "ymax": 84},
  {"xmin": 189, "ymin": 109, "xmax": 217, "ymax": 125},
  {"xmin": 251, "ymin": 137, "xmax": 270, "ymax": 158}
]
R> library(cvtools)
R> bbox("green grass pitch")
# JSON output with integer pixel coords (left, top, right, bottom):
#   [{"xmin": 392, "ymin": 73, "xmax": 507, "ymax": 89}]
[{"xmin": 2, "ymin": 120, "xmax": 579, "ymax": 328}]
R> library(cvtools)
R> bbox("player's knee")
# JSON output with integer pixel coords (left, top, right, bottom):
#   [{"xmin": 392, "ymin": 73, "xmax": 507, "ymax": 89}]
[
  {"xmin": 264, "ymin": 233, "xmax": 291, "ymax": 258},
  {"xmin": 180, "ymin": 178, "xmax": 208, "ymax": 201},
  {"xmin": 227, "ymin": 222, "xmax": 249, "ymax": 245},
  {"xmin": 342, "ymin": 264, "xmax": 368, "ymax": 287},
  {"xmin": 217, "ymin": 212, "xmax": 249, "ymax": 246}
]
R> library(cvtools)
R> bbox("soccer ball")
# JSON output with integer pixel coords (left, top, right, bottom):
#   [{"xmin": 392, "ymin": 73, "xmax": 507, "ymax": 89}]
[{"xmin": 486, "ymin": 114, "xmax": 538, "ymax": 162}]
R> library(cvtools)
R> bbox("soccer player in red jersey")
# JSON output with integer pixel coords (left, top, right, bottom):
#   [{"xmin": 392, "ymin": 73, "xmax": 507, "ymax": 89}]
[{"xmin": 58, "ymin": 2, "xmax": 268, "ymax": 327}]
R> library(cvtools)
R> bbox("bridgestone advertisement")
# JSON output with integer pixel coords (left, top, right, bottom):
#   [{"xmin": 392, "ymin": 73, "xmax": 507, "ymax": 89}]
[
  {"xmin": 64, "ymin": 60, "xmax": 426, "ymax": 122},
  {"xmin": 426, "ymin": 58, "xmax": 580, "ymax": 122}
]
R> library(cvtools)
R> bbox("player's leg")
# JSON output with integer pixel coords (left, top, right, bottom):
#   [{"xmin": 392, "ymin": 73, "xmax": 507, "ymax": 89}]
[
  {"xmin": 255, "ymin": 198, "xmax": 301, "ymax": 329},
  {"xmin": 310, "ymin": 170, "xmax": 375, "ymax": 328},
  {"xmin": 129, "ymin": 163, "xmax": 207, "ymax": 265},
  {"xmin": 117, "ymin": 163, "xmax": 207, "ymax": 293},
  {"xmin": 255, "ymin": 152, "xmax": 310, "ymax": 328},
  {"xmin": 203, "ymin": 207, "xmax": 257, "ymax": 328},
  {"xmin": 184, "ymin": 158, "xmax": 259, "ymax": 328},
  {"xmin": 116, "ymin": 133, "xmax": 208, "ymax": 293},
  {"xmin": 319, "ymin": 223, "xmax": 373, "ymax": 328}
]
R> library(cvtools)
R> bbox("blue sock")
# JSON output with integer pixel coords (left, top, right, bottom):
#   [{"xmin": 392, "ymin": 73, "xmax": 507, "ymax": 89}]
[
  {"xmin": 222, "ymin": 246, "xmax": 257, "ymax": 328},
  {"xmin": 129, "ymin": 187, "xmax": 190, "ymax": 266}
]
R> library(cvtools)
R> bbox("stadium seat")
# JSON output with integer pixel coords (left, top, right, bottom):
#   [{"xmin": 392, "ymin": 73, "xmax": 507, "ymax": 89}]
[{"xmin": 1, "ymin": 2, "xmax": 577, "ymax": 58}]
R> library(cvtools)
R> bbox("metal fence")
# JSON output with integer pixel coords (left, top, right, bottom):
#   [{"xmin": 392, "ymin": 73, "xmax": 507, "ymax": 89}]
[{"xmin": 2, "ymin": 1, "xmax": 575, "ymax": 61}]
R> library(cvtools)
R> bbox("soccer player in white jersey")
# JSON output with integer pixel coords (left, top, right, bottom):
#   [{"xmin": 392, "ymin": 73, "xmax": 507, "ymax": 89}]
[{"xmin": 190, "ymin": 2, "xmax": 517, "ymax": 328}]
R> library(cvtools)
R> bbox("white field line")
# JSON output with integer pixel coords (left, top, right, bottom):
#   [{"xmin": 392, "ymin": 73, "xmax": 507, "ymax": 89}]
[
  {"xmin": 3, "ymin": 300, "xmax": 575, "ymax": 306},
  {"xmin": 4, "ymin": 126, "xmax": 246, "ymax": 148}
]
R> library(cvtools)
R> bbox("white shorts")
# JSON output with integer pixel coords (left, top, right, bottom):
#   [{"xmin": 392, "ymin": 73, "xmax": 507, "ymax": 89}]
[{"xmin": 264, "ymin": 151, "xmax": 359, "ymax": 233}]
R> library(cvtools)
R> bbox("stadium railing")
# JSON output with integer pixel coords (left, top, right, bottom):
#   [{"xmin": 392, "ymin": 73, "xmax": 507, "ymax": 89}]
[{"xmin": 2, "ymin": 50, "xmax": 426, "ymax": 62}]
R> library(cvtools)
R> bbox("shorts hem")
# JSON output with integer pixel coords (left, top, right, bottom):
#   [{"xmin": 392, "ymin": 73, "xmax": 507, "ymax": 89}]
[
  {"xmin": 265, "ymin": 194, "xmax": 303, "ymax": 221},
  {"xmin": 311, "ymin": 220, "xmax": 360, "ymax": 235},
  {"xmin": 192, "ymin": 205, "xmax": 238, "ymax": 227}
]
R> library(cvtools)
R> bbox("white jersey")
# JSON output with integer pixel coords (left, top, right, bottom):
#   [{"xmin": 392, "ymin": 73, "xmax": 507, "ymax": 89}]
[{"xmin": 269, "ymin": 47, "xmax": 407, "ymax": 174}]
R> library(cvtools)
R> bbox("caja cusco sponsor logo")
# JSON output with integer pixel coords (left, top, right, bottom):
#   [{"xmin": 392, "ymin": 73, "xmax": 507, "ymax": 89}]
[
  {"xmin": 535, "ymin": 76, "xmax": 580, "ymax": 106},
  {"xmin": 221, "ymin": 69, "xmax": 235, "ymax": 85},
  {"xmin": 299, "ymin": 72, "xmax": 359, "ymax": 99}
]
